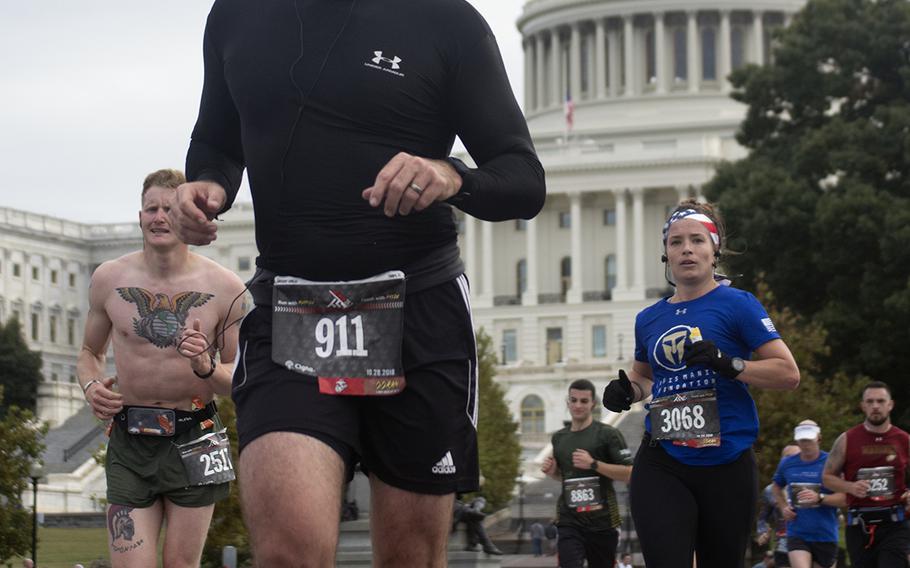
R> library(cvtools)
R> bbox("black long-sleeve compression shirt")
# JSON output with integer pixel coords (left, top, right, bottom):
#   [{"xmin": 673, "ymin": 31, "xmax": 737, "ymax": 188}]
[{"xmin": 186, "ymin": 0, "xmax": 545, "ymax": 287}]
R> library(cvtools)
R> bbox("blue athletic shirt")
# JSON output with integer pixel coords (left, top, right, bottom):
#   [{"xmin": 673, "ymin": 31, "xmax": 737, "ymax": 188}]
[
  {"xmin": 634, "ymin": 285, "xmax": 780, "ymax": 465},
  {"xmin": 773, "ymin": 452, "xmax": 838, "ymax": 542}
]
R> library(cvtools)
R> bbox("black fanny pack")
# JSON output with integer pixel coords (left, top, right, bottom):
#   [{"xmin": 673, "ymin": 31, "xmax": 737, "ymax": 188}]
[
  {"xmin": 114, "ymin": 401, "xmax": 217, "ymax": 437},
  {"xmin": 847, "ymin": 505, "xmax": 905, "ymax": 526}
]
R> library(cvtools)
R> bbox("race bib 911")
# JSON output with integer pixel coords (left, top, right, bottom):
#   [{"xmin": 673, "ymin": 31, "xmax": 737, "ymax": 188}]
[{"xmin": 271, "ymin": 271, "xmax": 406, "ymax": 396}]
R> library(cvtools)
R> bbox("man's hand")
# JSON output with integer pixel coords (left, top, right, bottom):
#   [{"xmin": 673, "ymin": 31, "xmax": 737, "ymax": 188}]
[
  {"xmin": 179, "ymin": 319, "xmax": 214, "ymax": 376},
  {"xmin": 169, "ymin": 181, "xmax": 227, "ymax": 245},
  {"xmin": 603, "ymin": 370, "xmax": 634, "ymax": 412},
  {"xmin": 84, "ymin": 376, "xmax": 123, "ymax": 420},
  {"xmin": 755, "ymin": 529, "xmax": 771, "ymax": 546},
  {"xmin": 362, "ymin": 153, "xmax": 462, "ymax": 217},
  {"xmin": 571, "ymin": 449, "xmax": 596, "ymax": 471},
  {"xmin": 848, "ymin": 480, "xmax": 870, "ymax": 499},
  {"xmin": 795, "ymin": 488, "xmax": 821, "ymax": 507},
  {"xmin": 541, "ymin": 456, "xmax": 557, "ymax": 477},
  {"xmin": 778, "ymin": 503, "xmax": 797, "ymax": 521}
]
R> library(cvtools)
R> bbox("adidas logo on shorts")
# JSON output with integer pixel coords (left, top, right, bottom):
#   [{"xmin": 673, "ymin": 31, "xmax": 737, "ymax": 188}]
[{"xmin": 432, "ymin": 451, "xmax": 457, "ymax": 475}]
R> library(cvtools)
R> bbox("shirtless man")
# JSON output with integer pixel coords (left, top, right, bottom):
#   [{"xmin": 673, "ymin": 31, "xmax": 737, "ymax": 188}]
[{"xmin": 77, "ymin": 169, "xmax": 246, "ymax": 568}]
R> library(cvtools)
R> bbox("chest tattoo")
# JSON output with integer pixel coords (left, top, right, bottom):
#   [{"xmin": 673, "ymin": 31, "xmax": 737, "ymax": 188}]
[{"xmin": 116, "ymin": 287, "xmax": 214, "ymax": 348}]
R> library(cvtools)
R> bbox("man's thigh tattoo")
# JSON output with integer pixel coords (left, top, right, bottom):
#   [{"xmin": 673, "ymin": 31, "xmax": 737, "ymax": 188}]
[{"xmin": 108, "ymin": 504, "xmax": 145, "ymax": 553}]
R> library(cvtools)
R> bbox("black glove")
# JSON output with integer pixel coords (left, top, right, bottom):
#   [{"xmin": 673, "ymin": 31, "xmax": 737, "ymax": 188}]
[
  {"xmin": 603, "ymin": 370, "xmax": 634, "ymax": 412},
  {"xmin": 683, "ymin": 340, "xmax": 742, "ymax": 378}
]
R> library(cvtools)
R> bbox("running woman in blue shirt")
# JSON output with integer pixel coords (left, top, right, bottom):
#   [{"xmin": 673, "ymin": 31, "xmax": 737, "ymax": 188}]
[
  {"xmin": 602, "ymin": 199, "xmax": 800, "ymax": 568},
  {"xmin": 773, "ymin": 420, "xmax": 846, "ymax": 568}
]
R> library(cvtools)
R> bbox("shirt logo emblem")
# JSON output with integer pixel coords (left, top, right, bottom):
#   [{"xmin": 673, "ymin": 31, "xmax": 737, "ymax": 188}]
[
  {"xmin": 652, "ymin": 325, "xmax": 699, "ymax": 372},
  {"xmin": 676, "ymin": 308, "xmax": 687, "ymax": 315},
  {"xmin": 372, "ymin": 51, "xmax": 402, "ymax": 69},
  {"xmin": 365, "ymin": 50, "xmax": 405, "ymax": 77}
]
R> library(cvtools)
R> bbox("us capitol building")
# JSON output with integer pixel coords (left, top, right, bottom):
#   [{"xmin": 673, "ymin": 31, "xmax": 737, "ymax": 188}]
[{"xmin": 3, "ymin": 0, "xmax": 803, "ymax": 512}]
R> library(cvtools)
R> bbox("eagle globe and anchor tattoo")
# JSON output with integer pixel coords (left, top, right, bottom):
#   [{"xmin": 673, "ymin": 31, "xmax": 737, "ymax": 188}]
[{"xmin": 116, "ymin": 287, "xmax": 214, "ymax": 348}]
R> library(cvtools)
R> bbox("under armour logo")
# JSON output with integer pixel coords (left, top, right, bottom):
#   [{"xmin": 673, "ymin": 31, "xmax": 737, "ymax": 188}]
[
  {"xmin": 372, "ymin": 51, "xmax": 401, "ymax": 69},
  {"xmin": 676, "ymin": 308, "xmax": 687, "ymax": 315}
]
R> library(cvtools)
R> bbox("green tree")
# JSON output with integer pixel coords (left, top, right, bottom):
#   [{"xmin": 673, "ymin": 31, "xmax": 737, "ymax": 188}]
[
  {"xmin": 705, "ymin": 0, "xmax": 910, "ymax": 422},
  {"xmin": 202, "ymin": 396, "xmax": 251, "ymax": 568},
  {"xmin": 0, "ymin": 386, "xmax": 47, "ymax": 564},
  {"xmin": 751, "ymin": 283, "xmax": 864, "ymax": 485},
  {"xmin": 474, "ymin": 329, "xmax": 522, "ymax": 511},
  {"xmin": 0, "ymin": 315, "xmax": 43, "ymax": 415}
]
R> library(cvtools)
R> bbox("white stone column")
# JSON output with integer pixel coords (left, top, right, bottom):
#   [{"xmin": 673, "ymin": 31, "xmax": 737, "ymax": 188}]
[
  {"xmin": 551, "ymin": 29, "xmax": 562, "ymax": 107},
  {"xmin": 687, "ymin": 11, "xmax": 699, "ymax": 93},
  {"xmin": 654, "ymin": 12, "xmax": 667, "ymax": 94},
  {"xmin": 521, "ymin": 315, "xmax": 539, "ymax": 365},
  {"xmin": 570, "ymin": 23, "xmax": 582, "ymax": 100},
  {"xmin": 535, "ymin": 33, "xmax": 547, "ymax": 109},
  {"xmin": 522, "ymin": 218, "xmax": 539, "ymax": 306},
  {"xmin": 464, "ymin": 215, "xmax": 477, "ymax": 299},
  {"xmin": 784, "ymin": 12, "xmax": 793, "ymax": 28},
  {"xmin": 753, "ymin": 11, "xmax": 765, "ymax": 65},
  {"xmin": 631, "ymin": 188, "xmax": 646, "ymax": 293},
  {"xmin": 613, "ymin": 189, "xmax": 628, "ymax": 292},
  {"xmin": 524, "ymin": 39, "xmax": 534, "ymax": 110},
  {"xmin": 478, "ymin": 220, "xmax": 494, "ymax": 307},
  {"xmin": 608, "ymin": 25, "xmax": 621, "ymax": 98},
  {"xmin": 595, "ymin": 18, "xmax": 607, "ymax": 99},
  {"xmin": 719, "ymin": 10, "xmax": 732, "ymax": 92},
  {"xmin": 568, "ymin": 193, "xmax": 583, "ymax": 304},
  {"xmin": 623, "ymin": 15, "xmax": 635, "ymax": 96}
]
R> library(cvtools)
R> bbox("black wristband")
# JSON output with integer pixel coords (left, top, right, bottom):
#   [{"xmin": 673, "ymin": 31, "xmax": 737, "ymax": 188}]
[{"xmin": 194, "ymin": 354, "xmax": 216, "ymax": 379}]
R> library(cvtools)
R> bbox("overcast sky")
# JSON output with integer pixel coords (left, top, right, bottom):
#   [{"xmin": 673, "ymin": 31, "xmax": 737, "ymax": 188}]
[{"xmin": 0, "ymin": 0, "xmax": 527, "ymax": 224}]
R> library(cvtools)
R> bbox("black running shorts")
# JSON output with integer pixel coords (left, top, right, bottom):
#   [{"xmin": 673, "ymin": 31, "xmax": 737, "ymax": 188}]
[
  {"xmin": 787, "ymin": 537, "xmax": 837, "ymax": 568},
  {"xmin": 232, "ymin": 274, "xmax": 479, "ymax": 495}
]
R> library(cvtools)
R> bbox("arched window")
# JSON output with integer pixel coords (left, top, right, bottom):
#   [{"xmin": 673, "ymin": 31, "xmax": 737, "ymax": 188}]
[
  {"xmin": 521, "ymin": 395, "xmax": 546, "ymax": 435},
  {"xmin": 560, "ymin": 257, "xmax": 572, "ymax": 299},
  {"xmin": 517, "ymin": 259, "xmax": 527, "ymax": 296}
]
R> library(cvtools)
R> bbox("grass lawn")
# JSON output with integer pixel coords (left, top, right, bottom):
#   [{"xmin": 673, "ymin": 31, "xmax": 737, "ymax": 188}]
[{"xmin": 8, "ymin": 526, "xmax": 164, "ymax": 568}]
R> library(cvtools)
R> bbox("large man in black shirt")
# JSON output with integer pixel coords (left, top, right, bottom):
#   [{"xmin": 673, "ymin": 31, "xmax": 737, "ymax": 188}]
[{"xmin": 169, "ymin": 0, "xmax": 545, "ymax": 565}]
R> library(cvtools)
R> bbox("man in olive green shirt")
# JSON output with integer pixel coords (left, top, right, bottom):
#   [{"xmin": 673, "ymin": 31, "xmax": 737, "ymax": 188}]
[{"xmin": 542, "ymin": 379, "xmax": 633, "ymax": 568}]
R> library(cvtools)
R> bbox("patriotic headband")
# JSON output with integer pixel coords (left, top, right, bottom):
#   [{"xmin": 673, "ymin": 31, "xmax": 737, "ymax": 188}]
[{"xmin": 662, "ymin": 209, "xmax": 720, "ymax": 248}]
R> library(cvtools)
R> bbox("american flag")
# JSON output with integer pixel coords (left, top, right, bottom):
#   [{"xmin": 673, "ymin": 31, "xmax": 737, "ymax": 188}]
[{"xmin": 564, "ymin": 91, "xmax": 574, "ymax": 134}]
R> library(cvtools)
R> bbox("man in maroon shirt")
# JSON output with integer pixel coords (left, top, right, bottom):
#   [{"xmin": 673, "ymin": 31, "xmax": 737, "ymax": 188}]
[{"xmin": 823, "ymin": 381, "xmax": 910, "ymax": 567}]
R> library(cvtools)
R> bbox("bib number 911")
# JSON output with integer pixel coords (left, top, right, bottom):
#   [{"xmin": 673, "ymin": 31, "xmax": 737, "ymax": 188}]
[{"xmin": 314, "ymin": 315, "xmax": 368, "ymax": 358}]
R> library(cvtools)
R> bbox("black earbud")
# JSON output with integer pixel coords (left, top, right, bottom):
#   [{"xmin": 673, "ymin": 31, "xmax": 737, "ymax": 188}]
[{"xmin": 661, "ymin": 254, "xmax": 668, "ymax": 263}]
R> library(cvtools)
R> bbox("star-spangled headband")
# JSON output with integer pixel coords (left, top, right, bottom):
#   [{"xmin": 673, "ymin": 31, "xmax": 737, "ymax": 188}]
[{"xmin": 662, "ymin": 209, "xmax": 720, "ymax": 248}]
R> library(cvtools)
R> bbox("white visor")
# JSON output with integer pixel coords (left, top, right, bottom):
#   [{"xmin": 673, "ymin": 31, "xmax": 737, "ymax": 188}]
[{"xmin": 794, "ymin": 424, "xmax": 820, "ymax": 441}]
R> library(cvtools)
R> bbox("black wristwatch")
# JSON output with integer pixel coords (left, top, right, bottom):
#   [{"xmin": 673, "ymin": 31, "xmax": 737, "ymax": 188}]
[
  {"xmin": 590, "ymin": 459, "xmax": 599, "ymax": 472},
  {"xmin": 731, "ymin": 357, "xmax": 746, "ymax": 375}
]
